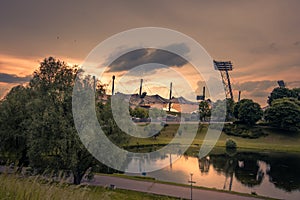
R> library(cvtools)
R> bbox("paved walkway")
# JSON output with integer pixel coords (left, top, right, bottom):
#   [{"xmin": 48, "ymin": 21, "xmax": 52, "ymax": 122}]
[
  {"xmin": 0, "ymin": 166, "xmax": 262, "ymax": 200},
  {"xmin": 86, "ymin": 175, "xmax": 261, "ymax": 200}
]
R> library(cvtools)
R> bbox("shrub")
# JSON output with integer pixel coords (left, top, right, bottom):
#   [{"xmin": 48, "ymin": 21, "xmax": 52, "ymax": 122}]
[
  {"xmin": 226, "ymin": 138, "xmax": 237, "ymax": 149},
  {"xmin": 223, "ymin": 124, "xmax": 267, "ymax": 139},
  {"xmin": 264, "ymin": 98, "xmax": 300, "ymax": 132}
]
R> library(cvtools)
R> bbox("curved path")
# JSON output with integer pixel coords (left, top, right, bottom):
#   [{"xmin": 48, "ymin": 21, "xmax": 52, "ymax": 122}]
[{"xmin": 86, "ymin": 174, "xmax": 263, "ymax": 200}]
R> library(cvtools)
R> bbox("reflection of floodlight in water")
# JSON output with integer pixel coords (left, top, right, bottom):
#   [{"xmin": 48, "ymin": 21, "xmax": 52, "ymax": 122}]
[
  {"xmin": 213, "ymin": 60, "xmax": 233, "ymax": 100},
  {"xmin": 188, "ymin": 172, "xmax": 196, "ymax": 200}
]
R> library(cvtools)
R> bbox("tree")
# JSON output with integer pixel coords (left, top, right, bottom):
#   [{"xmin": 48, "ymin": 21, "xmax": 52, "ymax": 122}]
[
  {"xmin": 0, "ymin": 85, "xmax": 31, "ymax": 167},
  {"xmin": 149, "ymin": 108, "xmax": 166, "ymax": 119},
  {"xmin": 236, "ymin": 99, "xmax": 263, "ymax": 125},
  {"xmin": 199, "ymin": 101, "xmax": 211, "ymax": 121},
  {"xmin": 233, "ymin": 99, "xmax": 248, "ymax": 119},
  {"xmin": 212, "ymin": 99, "xmax": 234, "ymax": 122},
  {"xmin": 292, "ymin": 88, "xmax": 300, "ymax": 100},
  {"xmin": 130, "ymin": 107, "xmax": 149, "ymax": 119},
  {"xmin": 25, "ymin": 57, "xmax": 101, "ymax": 184},
  {"xmin": 97, "ymin": 98, "xmax": 130, "ymax": 146},
  {"xmin": 265, "ymin": 98, "xmax": 300, "ymax": 131},
  {"xmin": 0, "ymin": 57, "xmax": 128, "ymax": 184},
  {"xmin": 226, "ymin": 98, "xmax": 235, "ymax": 120},
  {"xmin": 268, "ymin": 87, "xmax": 298, "ymax": 105}
]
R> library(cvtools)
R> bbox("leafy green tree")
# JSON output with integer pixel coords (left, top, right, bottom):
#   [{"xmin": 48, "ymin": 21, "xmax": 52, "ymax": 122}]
[
  {"xmin": 226, "ymin": 98, "xmax": 235, "ymax": 120},
  {"xmin": 130, "ymin": 107, "xmax": 149, "ymax": 119},
  {"xmin": 292, "ymin": 88, "xmax": 300, "ymax": 100},
  {"xmin": 265, "ymin": 98, "xmax": 300, "ymax": 131},
  {"xmin": 97, "ymin": 99, "xmax": 130, "ymax": 146},
  {"xmin": 26, "ymin": 57, "xmax": 100, "ymax": 184},
  {"xmin": 199, "ymin": 101, "xmax": 211, "ymax": 121},
  {"xmin": 212, "ymin": 99, "xmax": 234, "ymax": 121},
  {"xmin": 233, "ymin": 99, "xmax": 248, "ymax": 119},
  {"xmin": 212, "ymin": 99, "xmax": 226, "ymax": 122},
  {"xmin": 0, "ymin": 57, "xmax": 128, "ymax": 184},
  {"xmin": 149, "ymin": 108, "xmax": 166, "ymax": 119},
  {"xmin": 0, "ymin": 85, "xmax": 31, "ymax": 167},
  {"xmin": 236, "ymin": 99, "xmax": 263, "ymax": 125},
  {"xmin": 268, "ymin": 87, "xmax": 298, "ymax": 105}
]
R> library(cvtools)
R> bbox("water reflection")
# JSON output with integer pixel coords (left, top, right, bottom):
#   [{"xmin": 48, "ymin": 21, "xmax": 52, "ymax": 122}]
[
  {"xmin": 211, "ymin": 152, "xmax": 266, "ymax": 192},
  {"xmin": 126, "ymin": 151, "xmax": 300, "ymax": 200},
  {"xmin": 265, "ymin": 155, "xmax": 300, "ymax": 192},
  {"xmin": 198, "ymin": 156, "xmax": 210, "ymax": 174}
]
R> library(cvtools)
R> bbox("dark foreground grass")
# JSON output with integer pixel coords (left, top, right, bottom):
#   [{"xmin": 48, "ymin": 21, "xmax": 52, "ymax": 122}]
[{"xmin": 0, "ymin": 174, "xmax": 178, "ymax": 200}]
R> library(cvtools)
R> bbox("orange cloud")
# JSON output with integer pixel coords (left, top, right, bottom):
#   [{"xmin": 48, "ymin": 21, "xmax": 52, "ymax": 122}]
[{"xmin": 0, "ymin": 54, "xmax": 83, "ymax": 99}]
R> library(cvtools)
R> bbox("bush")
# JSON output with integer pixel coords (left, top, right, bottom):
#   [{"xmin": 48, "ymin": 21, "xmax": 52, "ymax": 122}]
[
  {"xmin": 264, "ymin": 98, "xmax": 300, "ymax": 132},
  {"xmin": 236, "ymin": 99, "xmax": 263, "ymax": 125},
  {"xmin": 223, "ymin": 124, "xmax": 267, "ymax": 139},
  {"xmin": 226, "ymin": 138, "xmax": 237, "ymax": 149}
]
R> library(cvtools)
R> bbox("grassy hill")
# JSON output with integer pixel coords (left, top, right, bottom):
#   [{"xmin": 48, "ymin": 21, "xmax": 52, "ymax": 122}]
[{"xmin": 126, "ymin": 123, "xmax": 300, "ymax": 153}]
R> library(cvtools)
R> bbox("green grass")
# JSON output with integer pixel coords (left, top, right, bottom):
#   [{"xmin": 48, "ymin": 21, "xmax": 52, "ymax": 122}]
[
  {"xmin": 0, "ymin": 174, "xmax": 178, "ymax": 200},
  {"xmin": 214, "ymin": 126, "xmax": 300, "ymax": 152},
  {"xmin": 126, "ymin": 124, "xmax": 300, "ymax": 153}
]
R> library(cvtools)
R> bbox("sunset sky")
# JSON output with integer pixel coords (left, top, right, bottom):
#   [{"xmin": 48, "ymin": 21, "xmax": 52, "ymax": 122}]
[{"xmin": 0, "ymin": 0, "xmax": 300, "ymax": 106}]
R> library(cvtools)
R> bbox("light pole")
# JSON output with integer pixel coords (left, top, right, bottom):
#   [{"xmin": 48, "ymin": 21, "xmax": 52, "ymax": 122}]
[{"xmin": 188, "ymin": 173, "xmax": 196, "ymax": 200}]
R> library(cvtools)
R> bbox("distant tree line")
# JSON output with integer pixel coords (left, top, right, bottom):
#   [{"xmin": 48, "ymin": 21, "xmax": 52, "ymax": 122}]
[{"xmin": 198, "ymin": 84, "xmax": 300, "ymax": 131}]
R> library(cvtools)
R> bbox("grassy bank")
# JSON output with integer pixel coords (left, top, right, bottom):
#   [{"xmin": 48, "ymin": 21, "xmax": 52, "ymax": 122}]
[
  {"xmin": 126, "ymin": 124, "xmax": 300, "ymax": 153},
  {"xmin": 0, "ymin": 174, "xmax": 177, "ymax": 200}
]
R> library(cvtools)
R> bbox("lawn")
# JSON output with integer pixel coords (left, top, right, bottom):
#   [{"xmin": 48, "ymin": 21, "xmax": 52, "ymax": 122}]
[{"xmin": 126, "ymin": 123, "xmax": 300, "ymax": 153}]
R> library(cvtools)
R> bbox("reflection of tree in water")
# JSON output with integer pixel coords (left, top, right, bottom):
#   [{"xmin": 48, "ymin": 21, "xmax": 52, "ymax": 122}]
[
  {"xmin": 198, "ymin": 156, "xmax": 210, "ymax": 174},
  {"xmin": 264, "ymin": 155, "xmax": 300, "ymax": 192},
  {"xmin": 234, "ymin": 154, "xmax": 264, "ymax": 187},
  {"xmin": 209, "ymin": 153, "xmax": 264, "ymax": 190},
  {"xmin": 210, "ymin": 154, "xmax": 229, "ymax": 174},
  {"xmin": 209, "ymin": 154, "xmax": 236, "ymax": 190},
  {"xmin": 209, "ymin": 152, "xmax": 300, "ymax": 191}
]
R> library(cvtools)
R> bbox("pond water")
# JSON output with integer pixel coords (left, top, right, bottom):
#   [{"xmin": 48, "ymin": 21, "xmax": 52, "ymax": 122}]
[{"xmin": 126, "ymin": 151, "xmax": 300, "ymax": 200}]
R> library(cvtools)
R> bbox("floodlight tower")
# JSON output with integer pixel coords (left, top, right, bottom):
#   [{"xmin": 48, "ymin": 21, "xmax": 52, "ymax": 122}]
[
  {"xmin": 277, "ymin": 80, "xmax": 285, "ymax": 88},
  {"xmin": 213, "ymin": 60, "xmax": 234, "ymax": 100}
]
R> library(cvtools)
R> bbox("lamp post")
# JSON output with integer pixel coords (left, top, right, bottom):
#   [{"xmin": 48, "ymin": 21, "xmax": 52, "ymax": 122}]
[{"xmin": 188, "ymin": 173, "xmax": 196, "ymax": 200}]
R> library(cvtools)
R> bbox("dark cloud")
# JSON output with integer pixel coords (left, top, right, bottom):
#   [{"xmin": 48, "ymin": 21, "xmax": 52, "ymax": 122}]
[
  {"xmin": 294, "ymin": 41, "xmax": 300, "ymax": 46},
  {"xmin": 249, "ymin": 42, "xmax": 281, "ymax": 55},
  {"xmin": 0, "ymin": 73, "xmax": 31, "ymax": 83},
  {"xmin": 233, "ymin": 80, "xmax": 278, "ymax": 102},
  {"xmin": 195, "ymin": 76, "xmax": 225, "ymax": 100},
  {"xmin": 250, "ymin": 90, "xmax": 270, "ymax": 98},
  {"xmin": 232, "ymin": 80, "xmax": 300, "ymax": 104},
  {"xmin": 269, "ymin": 43, "xmax": 277, "ymax": 50},
  {"xmin": 287, "ymin": 81, "xmax": 300, "ymax": 88},
  {"xmin": 107, "ymin": 43, "xmax": 190, "ymax": 72},
  {"xmin": 234, "ymin": 80, "xmax": 277, "ymax": 91},
  {"xmin": 125, "ymin": 64, "xmax": 169, "ymax": 77}
]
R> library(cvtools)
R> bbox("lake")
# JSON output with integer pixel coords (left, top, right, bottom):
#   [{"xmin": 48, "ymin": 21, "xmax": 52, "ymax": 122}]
[{"xmin": 126, "ymin": 150, "xmax": 300, "ymax": 200}]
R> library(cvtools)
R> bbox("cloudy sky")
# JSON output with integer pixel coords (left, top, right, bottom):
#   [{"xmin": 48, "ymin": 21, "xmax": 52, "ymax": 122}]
[{"xmin": 0, "ymin": 0, "xmax": 300, "ymax": 105}]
